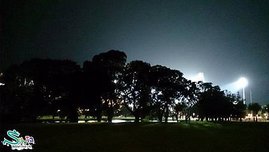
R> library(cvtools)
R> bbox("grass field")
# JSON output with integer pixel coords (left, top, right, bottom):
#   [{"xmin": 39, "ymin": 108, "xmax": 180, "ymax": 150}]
[{"xmin": 1, "ymin": 122, "xmax": 269, "ymax": 152}]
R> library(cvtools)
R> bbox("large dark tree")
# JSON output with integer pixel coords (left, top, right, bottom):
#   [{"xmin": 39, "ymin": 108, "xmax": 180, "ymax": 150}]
[
  {"xmin": 197, "ymin": 83, "xmax": 234, "ymax": 121},
  {"xmin": 149, "ymin": 65, "xmax": 185, "ymax": 123},
  {"xmin": 248, "ymin": 103, "xmax": 261, "ymax": 122},
  {"xmin": 82, "ymin": 60, "xmax": 113, "ymax": 122},
  {"xmin": 229, "ymin": 92, "xmax": 246, "ymax": 121},
  {"xmin": 1, "ymin": 59, "xmax": 80, "ymax": 122},
  {"xmin": 181, "ymin": 79, "xmax": 200, "ymax": 122},
  {"xmin": 91, "ymin": 50, "xmax": 127, "ymax": 123},
  {"xmin": 119, "ymin": 60, "xmax": 152, "ymax": 123}
]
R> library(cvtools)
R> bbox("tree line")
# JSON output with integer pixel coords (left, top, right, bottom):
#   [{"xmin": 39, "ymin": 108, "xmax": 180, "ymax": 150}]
[{"xmin": 0, "ymin": 50, "xmax": 265, "ymax": 123}]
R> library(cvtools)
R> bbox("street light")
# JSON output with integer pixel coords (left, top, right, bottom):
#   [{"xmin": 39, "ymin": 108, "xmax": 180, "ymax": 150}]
[{"xmin": 237, "ymin": 77, "xmax": 248, "ymax": 104}]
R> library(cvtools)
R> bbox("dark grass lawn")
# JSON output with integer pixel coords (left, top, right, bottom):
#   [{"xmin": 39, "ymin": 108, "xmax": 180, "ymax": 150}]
[{"xmin": 1, "ymin": 122, "xmax": 269, "ymax": 152}]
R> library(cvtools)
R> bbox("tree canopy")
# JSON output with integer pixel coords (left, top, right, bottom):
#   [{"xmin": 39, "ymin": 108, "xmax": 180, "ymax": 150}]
[{"xmin": 0, "ymin": 50, "xmax": 249, "ymax": 124}]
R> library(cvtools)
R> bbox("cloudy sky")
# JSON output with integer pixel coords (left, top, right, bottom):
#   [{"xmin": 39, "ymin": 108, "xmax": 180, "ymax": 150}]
[{"xmin": 2, "ymin": 0, "xmax": 269, "ymax": 104}]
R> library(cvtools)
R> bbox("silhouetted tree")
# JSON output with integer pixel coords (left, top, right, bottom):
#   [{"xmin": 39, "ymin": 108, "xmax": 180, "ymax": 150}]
[
  {"xmin": 230, "ymin": 92, "xmax": 246, "ymax": 121},
  {"xmin": 174, "ymin": 102, "xmax": 187, "ymax": 122},
  {"xmin": 149, "ymin": 65, "xmax": 185, "ymax": 123},
  {"xmin": 1, "ymin": 59, "xmax": 80, "ymax": 122},
  {"xmin": 0, "ymin": 65, "xmax": 27, "ymax": 123},
  {"xmin": 119, "ymin": 60, "xmax": 152, "ymax": 123},
  {"xmin": 92, "ymin": 50, "xmax": 127, "ymax": 123},
  {"xmin": 248, "ymin": 103, "xmax": 261, "ymax": 122},
  {"xmin": 82, "ymin": 61, "xmax": 106, "ymax": 122},
  {"xmin": 0, "ymin": 50, "xmax": 253, "ymax": 125},
  {"xmin": 181, "ymin": 79, "xmax": 200, "ymax": 122},
  {"xmin": 197, "ymin": 83, "xmax": 234, "ymax": 121}
]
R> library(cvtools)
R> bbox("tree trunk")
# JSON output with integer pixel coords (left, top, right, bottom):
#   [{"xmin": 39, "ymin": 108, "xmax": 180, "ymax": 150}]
[
  {"xmin": 185, "ymin": 109, "xmax": 191, "ymax": 123},
  {"xmin": 97, "ymin": 114, "xmax": 102, "ymax": 122},
  {"xmin": 67, "ymin": 107, "xmax": 78, "ymax": 123},
  {"xmin": 134, "ymin": 116, "xmax": 140, "ymax": 123},
  {"xmin": 176, "ymin": 112, "xmax": 179, "ymax": 123},
  {"xmin": 158, "ymin": 112, "xmax": 163, "ymax": 123},
  {"xmin": 164, "ymin": 104, "xmax": 169, "ymax": 123},
  {"xmin": 107, "ymin": 107, "xmax": 114, "ymax": 123}
]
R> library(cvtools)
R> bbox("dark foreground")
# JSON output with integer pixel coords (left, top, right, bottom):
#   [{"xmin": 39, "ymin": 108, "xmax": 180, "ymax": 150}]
[{"xmin": 1, "ymin": 122, "xmax": 269, "ymax": 152}]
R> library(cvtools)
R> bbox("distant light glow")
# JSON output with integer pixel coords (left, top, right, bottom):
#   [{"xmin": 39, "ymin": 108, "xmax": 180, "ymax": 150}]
[
  {"xmin": 222, "ymin": 77, "xmax": 248, "ymax": 93},
  {"xmin": 237, "ymin": 77, "xmax": 248, "ymax": 89},
  {"xmin": 190, "ymin": 72, "xmax": 205, "ymax": 82},
  {"xmin": 0, "ymin": 82, "xmax": 5, "ymax": 86}
]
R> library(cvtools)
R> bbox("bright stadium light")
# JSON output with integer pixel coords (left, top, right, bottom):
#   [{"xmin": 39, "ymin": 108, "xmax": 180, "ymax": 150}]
[
  {"xmin": 237, "ymin": 77, "xmax": 248, "ymax": 89},
  {"xmin": 237, "ymin": 77, "xmax": 248, "ymax": 104}
]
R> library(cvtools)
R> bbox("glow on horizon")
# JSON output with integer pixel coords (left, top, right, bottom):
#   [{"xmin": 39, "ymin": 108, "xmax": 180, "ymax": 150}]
[
  {"xmin": 222, "ymin": 77, "xmax": 248, "ymax": 93},
  {"xmin": 187, "ymin": 72, "xmax": 205, "ymax": 82}
]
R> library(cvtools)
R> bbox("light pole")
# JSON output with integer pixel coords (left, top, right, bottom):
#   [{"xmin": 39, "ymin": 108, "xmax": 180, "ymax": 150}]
[{"xmin": 237, "ymin": 77, "xmax": 248, "ymax": 104}]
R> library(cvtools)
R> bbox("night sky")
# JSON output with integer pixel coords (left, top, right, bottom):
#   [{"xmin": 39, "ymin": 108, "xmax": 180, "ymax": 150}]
[{"xmin": 2, "ymin": 0, "xmax": 269, "ymax": 104}]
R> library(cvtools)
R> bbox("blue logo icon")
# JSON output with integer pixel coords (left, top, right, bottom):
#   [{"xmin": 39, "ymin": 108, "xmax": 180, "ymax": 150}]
[{"xmin": 2, "ymin": 129, "xmax": 35, "ymax": 150}]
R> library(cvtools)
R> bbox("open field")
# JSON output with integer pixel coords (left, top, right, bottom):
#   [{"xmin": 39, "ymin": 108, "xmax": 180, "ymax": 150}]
[{"xmin": 1, "ymin": 122, "xmax": 269, "ymax": 152}]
